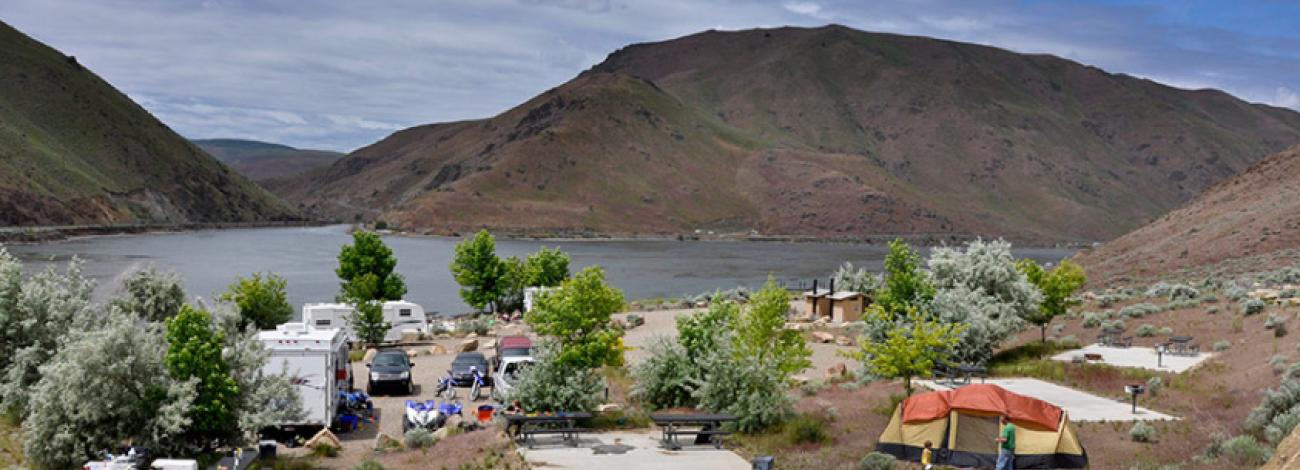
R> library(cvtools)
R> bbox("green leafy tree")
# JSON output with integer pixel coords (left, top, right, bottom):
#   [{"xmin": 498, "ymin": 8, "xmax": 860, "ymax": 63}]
[
  {"xmin": 449, "ymin": 230, "xmax": 506, "ymax": 313},
  {"xmin": 875, "ymin": 239, "xmax": 936, "ymax": 317},
  {"xmin": 336, "ymin": 230, "xmax": 406, "ymax": 302},
  {"xmin": 111, "ymin": 266, "xmax": 186, "ymax": 322},
  {"xmin": 219, "ymin": 272, "xmax": 292, "ymax": 330},
  {"xmin": 348, "ymin": 300, "xmax": 391, "ymax": 346},
  {"xmin": 526, "ymin": 266, "xmax": 625, "ymax": 369},
  {"xmin": 733, "ymin": 277, "xmax": 811, "ymax": 377},
  {"xmin": 498, "ymin": 256, "xmax": 529, "ymax": 313},
  {"xmin": 846, "ymin": 306, "xmax": 966, "ymax": 395},
  {"xmin": 165, "ymin": 305, "xmax": 240, "ymax": 447},
  {"xmin": 1017, "ymin": 259, "xmax": 1088, "ymax": 342},
  {"xmin": 525, "ymin": 247, "xmax": 570, "ymax": 287}
]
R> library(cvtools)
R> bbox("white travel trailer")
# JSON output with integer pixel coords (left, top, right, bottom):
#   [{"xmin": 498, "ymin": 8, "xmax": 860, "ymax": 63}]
[
  {"xmin": 523, "ymin": 287, "xmax": 556, "ymax": 313},
  {"xmin": 301, "ymin": 300, "xmax": 427, "ymax": 342},
  {"xmin": 258, "ymin": 323, "xmax": 350, "ymax": 437}
]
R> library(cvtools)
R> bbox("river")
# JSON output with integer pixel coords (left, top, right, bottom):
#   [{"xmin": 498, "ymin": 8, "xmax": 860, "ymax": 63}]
[{"xmin": 5, "ymin": 225, "xmax": 1075, "ymax": 316}]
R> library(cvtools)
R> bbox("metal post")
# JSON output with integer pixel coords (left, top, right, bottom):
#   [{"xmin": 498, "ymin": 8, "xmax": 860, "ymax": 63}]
[
  {"xmin": 811, "ymin": 279, "xmax": 818, "ymax": 317},
  {"xmin": 827, "ymin": 278, "xmax": 835, "ymax": 321}
]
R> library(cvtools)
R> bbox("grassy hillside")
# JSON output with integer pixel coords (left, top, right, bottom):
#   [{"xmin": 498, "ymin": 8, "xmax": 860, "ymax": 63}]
[
  {"xmin": 0, "ymin": 21, "xmax": 297, "ymax": 226},
  {"xmin": 1077, "ymin": 144, "xmax": 1300, "ymax": 284},
  {"xmin": 282, "ymin": 25, "xmax": 1300, "ymax": 242},
  {"xmin": 195, "ymin": 138, "xmax": 343, "ymax": 182}
]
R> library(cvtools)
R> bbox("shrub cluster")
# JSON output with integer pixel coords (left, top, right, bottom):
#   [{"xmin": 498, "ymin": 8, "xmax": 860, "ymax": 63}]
[
  {"xmin": 1120, "ymin": 303, "xmax": 1161, "ymax": 319},
  {"xmin": 1242, "ymin": 298, "xmax": 1267, "ymax": 316},
  {"xmin": 1213, "ymin": 340, "xmax": 1232, "ymax": 352},
  {"xmin": 1146, "ymin": 376, "xmax": 1163, "ymax": 397},
  {"xmin": 1271, "ymin": 355, "xmax": 1290, "ymax": 375},
  {"xmin": 1082, "ymin": 312, "xmax": 1104, "ymax": 329},
  {"xmin": 403, "ymin": 428, "xmax": 437, "ymax": 448},
  {"xmin": 1157, "ymin": 326, "xmax": 1174, "ymax": 336},
  {"xmin": 1135, "ymin": 324, "xmax": 1157, "ymax": 337},
  {"xmin": 1130, "ymin": 421, "xmax": 1156, "ymax": 442},
  {"xmin": 859, "ymin": 451, "xmax": 898, "ymax": 470}
]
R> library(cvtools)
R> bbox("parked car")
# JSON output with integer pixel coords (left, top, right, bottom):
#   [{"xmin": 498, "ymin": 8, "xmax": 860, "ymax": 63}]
[
  {"xmin": 491, "ymin": 355, "xmax": 533, "ymax": 402},
  {"xmin": 367, "ymin": 350, "xmax": 414, "ymax": 395},
  {"xmin": 449, "ymin": 351, "xmax": 491, "ymax": 387},
  {"xmin": 492, "ymin": 335, "xmax": 532, "ymax": 369}
]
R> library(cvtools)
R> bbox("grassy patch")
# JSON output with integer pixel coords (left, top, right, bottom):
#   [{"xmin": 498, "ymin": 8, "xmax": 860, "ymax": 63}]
[
  {"xmin": 989, "ymin": 339, "xmax": 1082, "ymax": 366},
  {"xmin": 0, "ymin": 414, "xmax": 23, "ymax": 469}
]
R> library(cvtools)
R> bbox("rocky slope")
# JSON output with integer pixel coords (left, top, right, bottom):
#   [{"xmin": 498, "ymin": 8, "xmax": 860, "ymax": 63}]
[
  {"xmin": 282, "ymin": 25, "xmax": 1300, "ymax": 241},
  {"xmin": 0, "ymin": 21, "xmax": 297, "ymax": 227},
  {"xmin": 195, "ymin": 139, "xmax": 342, "ymax": 182},
  {"xmin": 1076, "ymin": 144, "xmax": 1300, "ymax": 283}
]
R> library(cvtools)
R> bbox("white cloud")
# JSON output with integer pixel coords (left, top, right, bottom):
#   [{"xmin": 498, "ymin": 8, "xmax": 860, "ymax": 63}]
[{"xmin": 782, "ymin": 1, "xmax": 829, "ymax": 20}]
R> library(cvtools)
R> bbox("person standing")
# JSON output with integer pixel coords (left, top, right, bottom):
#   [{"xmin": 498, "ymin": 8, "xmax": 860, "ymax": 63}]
[
  {"xmin": 995, "ymin": 415, "xmax": 1016, "ymax": 470},
  {"xmin": 921, "ymin": 440, "xmax": 934, "ymax": 470}
]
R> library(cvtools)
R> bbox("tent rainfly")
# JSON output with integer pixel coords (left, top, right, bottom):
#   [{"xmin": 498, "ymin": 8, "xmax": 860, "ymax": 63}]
[{"xmin": 875, "ymin": 384, "xmax": 1087, "ymax": 469}]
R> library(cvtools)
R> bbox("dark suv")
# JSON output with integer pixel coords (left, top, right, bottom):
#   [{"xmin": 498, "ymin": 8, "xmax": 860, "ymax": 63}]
[
  {"xmin": 450, "ymin": 351, "xmax": 491, "ymax": 387},
  {"xmin": 367, "ymin": 350, "xmax": 413, "ymax": 395}
]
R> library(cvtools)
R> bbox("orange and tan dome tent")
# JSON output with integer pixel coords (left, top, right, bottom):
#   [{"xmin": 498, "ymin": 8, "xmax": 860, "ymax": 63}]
[{"xmin": 875, "ymin": 384, "xmax": 1087, "ymax": 468}]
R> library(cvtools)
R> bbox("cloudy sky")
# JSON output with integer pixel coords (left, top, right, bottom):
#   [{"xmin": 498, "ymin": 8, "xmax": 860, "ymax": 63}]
[{"xmin": 3, "ymin": 0, "xmax": 1298, "ymax": 152}]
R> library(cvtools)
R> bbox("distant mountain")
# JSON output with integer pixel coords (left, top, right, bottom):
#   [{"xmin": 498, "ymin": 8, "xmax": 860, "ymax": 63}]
[
  {"xmin": 1076, "ymin": 144, "xmax": 1300, "ymax": 283},
  {"xmin": 0, "ymin": 21, "xmax": 297, "ymax": 226},
  {"xmin": 194, "ymin": 138, "xmax": 343, "ymax": 182},
  {"xmin": 279, "ymin": 25, "xmax": 1300, "ymax": 242}
]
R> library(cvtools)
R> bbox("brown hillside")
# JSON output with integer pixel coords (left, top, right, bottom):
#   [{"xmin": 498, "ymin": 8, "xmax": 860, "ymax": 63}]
[
  {"xmin": 1076, "ymin": 144, "xmax": 1300, "ymax": 283},
  {"xmin": 0, "ymin": 21, "xmax": 297, "ymax": 226},
  {"xmin": 195, "ymin": 139, "xmax": 342, "ymax": 182},
  {"xmin": 283, "ymin": 25, "xmax": 1300, "ymax": 241}
]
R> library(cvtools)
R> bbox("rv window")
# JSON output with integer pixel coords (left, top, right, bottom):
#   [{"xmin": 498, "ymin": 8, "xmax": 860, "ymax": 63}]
[
  {"xmin": 315, "ymin": 319, "xmax": 331, "ymax": 326},
  {"xmin": 399, "ymin": 309, "xmax": 411, "ymax": 317}
]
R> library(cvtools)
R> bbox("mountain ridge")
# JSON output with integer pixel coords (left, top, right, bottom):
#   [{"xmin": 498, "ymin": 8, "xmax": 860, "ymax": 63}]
[
  {"xmin": 0, "ymin": 21, "xmax": 298, "ymax": 227},
  {"xmin": 277, "ymin": 25, "xmax": 1300, "ymax": 241},
  {"xmin": 194, "ymin": 138, "xmax": 343, "ymax": 182}
]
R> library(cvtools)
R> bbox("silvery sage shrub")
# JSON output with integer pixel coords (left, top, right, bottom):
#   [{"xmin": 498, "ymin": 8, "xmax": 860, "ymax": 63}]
[
  {"xmin": 832, "ymin": 261, "xmax": 881, "ymax": 294},
  {"xmin": 690, "ymin": 339, "xmax": 792, "ymax": 433},
  {"xmin": 507, "ymin": 340, "xmax": 603, "ymax": 413},
  {"xmin": 926, "ymin": 239, "xmax": 1036, "ymax": 365},
  {"xmin": 111, "ymin": 265, "xmax": 186, "ymax": 322},
  {"xmin": 631, "ymin": 336, "xmax": 696, "ymax": 409}
]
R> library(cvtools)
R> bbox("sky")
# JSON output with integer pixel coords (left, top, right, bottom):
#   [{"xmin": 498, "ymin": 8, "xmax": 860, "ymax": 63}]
[{"xmin": 2, "ymin": 0, "xmax": 1298, "ymax": 152}]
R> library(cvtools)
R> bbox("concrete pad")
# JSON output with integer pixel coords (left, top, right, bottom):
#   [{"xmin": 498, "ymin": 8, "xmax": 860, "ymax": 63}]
[
  {"xmin": 1050, "ymin": 344, "xmax": 1213, "ymax": 373},
  {"xmin": 915, "ymin": 378, "xmax": 1176, "ymax": 422},
  {"xmin": 517, "ymin": 430, "xmax": 752, "ymax": 470}
]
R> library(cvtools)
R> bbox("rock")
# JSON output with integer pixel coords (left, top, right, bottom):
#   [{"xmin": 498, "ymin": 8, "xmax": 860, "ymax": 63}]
[
  {"xmin": 483, "ymin": 339, "xmax": 497, "ymax": 350},
  {"xmin": 373, "ymin": 432, "xmax": 401, "ymax": 450},
  {"xmin": 695, "ymin": 301, "xmax": 709, "ymax": 309},
  {"xmin": 400, "ymin": 329, "xmax": 420, "ymax": 343},
  {"xmin": 467, "ymin": 332, "xmax": 479, "ymax": 339},
  {"xmin": 406, "ymin": 348, "xmax": 420, "ymax": 358},
  {"xmin": 432, "ymin": 427, "xmax": 451, "ymax": 440},
  {"xmin": 810, "ymin": 331, "xmax": 835, "ymax": 343},
  {"xmin": 430, "ymin": 344, "xmax": 448, "ymax": 355},
  {"xmin": 826, "ymin": 362, "xmax": 847, "ymax": 379},
  {"xmin": 499, "ymin": 325, "xmax": 524, "ymax": 336},
  {"xmin": 446, "ymin": 414, "xmax": 464, "ymax": 429},
  {"xmin": 362, "ymin": 348, "xmax": 378, "ymax": 363},
  {"xmin": 304, "ymin": 428, "xmax": 341, "ymax": 449},
  {"xmin": 1262, "ymin": 422, "xmax": 1300, "ymax": 469},
  {"xmin": 597, "ymin": 403, "xmax": 623, "ymax": 413},
  {"xmin": 460, "ymin": 339, "xmax": 478, "ymax": 352},
  {"xmin": 785, "ymin": 322, "xmax": 811, "ymax": 331},
  {"xmin": 791, "ymin": 375, "xmax": 810, "ymax": 386},
  {"xmin": 834, "ymin": 336, "xmax": 853, "ymax": 347}
]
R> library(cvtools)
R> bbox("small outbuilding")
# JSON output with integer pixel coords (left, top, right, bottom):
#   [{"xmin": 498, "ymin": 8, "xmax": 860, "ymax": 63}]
[{"xmin": 801, "ymin": 289, "xmax": 868, "ymax": 323}]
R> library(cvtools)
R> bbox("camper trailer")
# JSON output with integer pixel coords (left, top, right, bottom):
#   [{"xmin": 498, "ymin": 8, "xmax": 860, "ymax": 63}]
[
  {"xmin": 258, "ymin": 323, "xmax": 350, "ymax": 439},
  {"xmin": 301, "ymin": 300, "xmax": 427, "ymax": 342}
]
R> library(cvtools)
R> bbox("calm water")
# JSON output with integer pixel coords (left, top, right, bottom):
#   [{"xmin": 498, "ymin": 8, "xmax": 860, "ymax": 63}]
[{"xmin": 6, "ymin": 225, "xmax": 1075, "ymax": 316}]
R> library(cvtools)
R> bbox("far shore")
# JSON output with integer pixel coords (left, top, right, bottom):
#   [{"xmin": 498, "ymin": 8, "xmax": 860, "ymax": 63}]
[{"xmin": 0, "ymin": 219, "xmax": 330, "ymax": 244}]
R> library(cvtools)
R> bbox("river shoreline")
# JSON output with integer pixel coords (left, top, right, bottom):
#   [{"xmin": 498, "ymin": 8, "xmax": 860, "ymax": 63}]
[{"xmin": 0, "ymin": 220, "xmax": 331, "ymax": 244}]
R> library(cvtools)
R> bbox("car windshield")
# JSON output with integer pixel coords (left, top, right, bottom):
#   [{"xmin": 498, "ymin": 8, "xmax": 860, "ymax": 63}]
[{"xmin": 373, "ymin": 354, "xmax": 407, "ymax": 367}]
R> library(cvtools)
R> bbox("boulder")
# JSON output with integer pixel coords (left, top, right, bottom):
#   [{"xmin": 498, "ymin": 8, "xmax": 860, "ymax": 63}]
[
  {"xmin": 433, "ymin": 427, "xmax": 451, "ymax": 440},
  {"xmin": 304, "ymin": 428, "xmax": 341, "ymax": 449},
  {"xmin": 460, "ymin": 339, "xmax": 478, "ymax": 352},
  {"xmin": 810, "ymin": 331, "xmax": 835, "ymax": 343},
  {"xmin": 406, "ymin": 348, "xmax": 420, "ymax": 358},
  {"xmin": 695, "ymin": 301, "xmax": 709, "ymax": 309},
  {"xmin": 785, "ymin": 322, "xmax": 810, "ymax": 331},
  {"xmin": 1262, "ymin": 422, "xmax": 1300, "ymax": 469},
  {"xmin": 483, "ymin": 339, "xmax": 497, "ymax": 350},
  {"xmin": 597, "ymin": 403, "xmax": 623, "ymax": 413},
  {"xmin": 826, "ymin": 362, "xmax": 847, "ymax": 379},
  {"xmin": 429, "ymin": 344, "xmax": 448, "ymax": 355},
  {"xmin": 373, "ymin": 432, "xmax": 402, "ymax": 450},
  {"xmin": 400, "ymin": 329, "xmax": 420, "ymax": 343},
  {"xmin": 467, "ymin": 332, "xmax": 479, "ymax": 339},
  {"xmin": 362, "ymin": 348, "xmax": 378, "ymax": 363},
  {"xmin": 790, "ymin": 375, "xmax": 810, "ymax": 386},
  {"xmin": 446, "ymin": 414, "xmax": 465, "ymax": 430},
  {"xmin": 834, "ymin": 336, "xmax": 853, "ymax": 347}
]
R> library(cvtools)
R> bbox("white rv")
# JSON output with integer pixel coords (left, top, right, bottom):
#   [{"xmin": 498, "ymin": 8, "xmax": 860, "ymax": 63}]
[
  {"xmin": 301, "ymin": 300, "xmax": 427, "ymax": 342},
  {"xmin": 258, "ymin": 323, "xmax": 350, "ymax": 436}
]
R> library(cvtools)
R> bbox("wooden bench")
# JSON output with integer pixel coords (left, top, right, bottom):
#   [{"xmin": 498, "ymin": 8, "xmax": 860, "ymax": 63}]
[
  {"xmin": 650, "ymin": 413, "xmax": 738, "ymax": 450},
  {"xmin": 504, "ymin": 413, "xmax": 593, "ymax": 448}
]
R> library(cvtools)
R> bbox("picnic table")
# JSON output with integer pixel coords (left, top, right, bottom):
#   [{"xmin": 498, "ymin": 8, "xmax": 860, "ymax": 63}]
[
  {"xmin": 505, "ymin": 412, "xmax": 593, "ymax": 448},
  {"xmin": 934, "ymin": 363, "xmax": 987, "ymax": 386},
  {"xmin": 1167, "ymin": 336, "xmax": 1199, "ymax": 356},
  {"xmin": 650, "ymin": 413, "xmax": 737, "ymax": 450}
]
